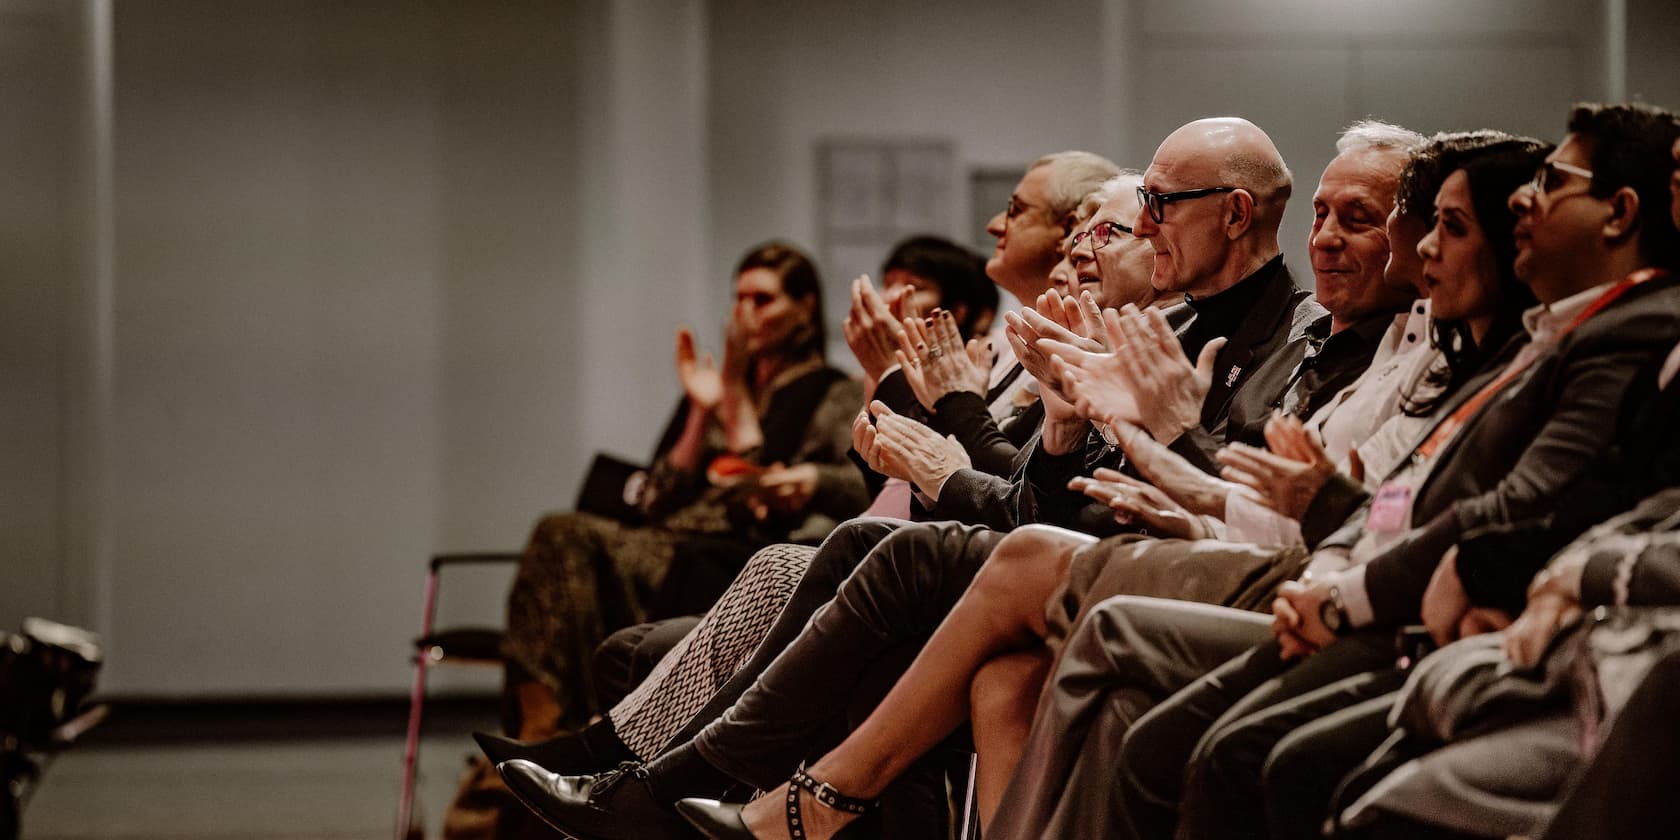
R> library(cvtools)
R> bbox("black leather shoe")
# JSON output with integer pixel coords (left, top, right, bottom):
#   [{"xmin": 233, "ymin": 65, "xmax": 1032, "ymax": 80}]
[
  {"xmin": 673, "ymin": 798, "xmax": 752, "ymax": 839},
  {"xmin": 497, "ymin": 759, "xmax": 697, "ymax": 840},
  {"xmin": 473, "ymin": 731, "xmax": 594, "ymax": 774}
]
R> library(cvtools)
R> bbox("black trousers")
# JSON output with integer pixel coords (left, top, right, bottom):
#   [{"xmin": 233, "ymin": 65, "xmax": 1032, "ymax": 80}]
[
  {"xmin": 1263, "ymin": 689, "xmax": 1404, "ymax": 840},
  {"xmin": 1116, "ymin": 629, "xmax": 1397, "ymax": 840},
  {"xmin": 691, "ymin": 518, "xmax": 1005, "ymax": 789}
]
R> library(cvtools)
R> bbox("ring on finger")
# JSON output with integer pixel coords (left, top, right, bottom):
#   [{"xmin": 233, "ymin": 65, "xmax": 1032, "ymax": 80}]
[{"xmin": 927, "ymin": 345, "xmax": 944, "ymax": 359}]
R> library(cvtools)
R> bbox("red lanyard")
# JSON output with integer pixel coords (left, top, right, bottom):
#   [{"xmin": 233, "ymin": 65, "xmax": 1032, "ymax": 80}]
[{"xmin": 1413, "ymin": 267, "xmax": 1669, "ymax": 461}]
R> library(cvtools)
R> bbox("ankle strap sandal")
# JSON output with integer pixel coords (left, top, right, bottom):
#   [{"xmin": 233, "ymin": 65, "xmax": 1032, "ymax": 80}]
[{"xmin": 785, "ymin": 768, "xmax": 875, "ymax": 840}]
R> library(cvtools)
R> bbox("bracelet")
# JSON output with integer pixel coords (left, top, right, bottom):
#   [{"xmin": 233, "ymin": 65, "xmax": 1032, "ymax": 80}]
[{"xmin": 1608, "ymin": 533, "xmax": 1652, "ymax": 607}]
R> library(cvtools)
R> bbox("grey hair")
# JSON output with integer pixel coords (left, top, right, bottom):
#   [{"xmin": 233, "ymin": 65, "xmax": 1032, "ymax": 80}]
[
  {"xmin": 1336, "ymin": 120, "xmax": 1428, "ymax": 156},
  {"xmin": 1030, "ymin": 151, "xmax": 1123, "ymax": 228},
  {"xmin": 1073, "ymin": 170, "xmax": 1143, "ymax": 225}
]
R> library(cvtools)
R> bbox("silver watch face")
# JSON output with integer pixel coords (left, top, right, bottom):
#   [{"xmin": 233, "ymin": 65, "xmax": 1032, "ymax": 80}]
[{"xmin": 1319, "ymin": 597, "xmax": 1343, "ymax": 632}]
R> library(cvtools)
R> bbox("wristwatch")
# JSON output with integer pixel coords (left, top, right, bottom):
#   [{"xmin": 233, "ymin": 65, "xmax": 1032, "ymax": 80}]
[{"xmin": 1319, "ymin": 585, "xmax": 1347, "ymax": 633}]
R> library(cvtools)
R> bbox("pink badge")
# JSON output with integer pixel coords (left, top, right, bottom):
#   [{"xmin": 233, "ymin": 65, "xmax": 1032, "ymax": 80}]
[{"xmin": 1365, "ymin": 482, "xmax": 1413, "ymax": 533}]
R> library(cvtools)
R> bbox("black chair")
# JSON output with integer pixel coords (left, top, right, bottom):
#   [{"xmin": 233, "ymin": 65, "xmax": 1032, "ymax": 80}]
[{"xmin": 396, "ymin": 551, "xmax": 519, "ymax": 840}]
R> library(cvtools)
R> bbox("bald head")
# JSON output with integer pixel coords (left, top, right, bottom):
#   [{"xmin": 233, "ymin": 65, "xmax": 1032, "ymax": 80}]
[
  {"xmin": 1136, "ymin": 117, "xmax": 1292, "ymax": 296},
  {"xmin": 1162, "ymin": 118, "xmax": 1292, "ymax": 214}
]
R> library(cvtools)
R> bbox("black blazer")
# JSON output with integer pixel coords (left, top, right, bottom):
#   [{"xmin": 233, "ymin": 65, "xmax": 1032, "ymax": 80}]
[{"xmin": 1317, "ymin": 275, "xmax": 1680, "ymax": 625}]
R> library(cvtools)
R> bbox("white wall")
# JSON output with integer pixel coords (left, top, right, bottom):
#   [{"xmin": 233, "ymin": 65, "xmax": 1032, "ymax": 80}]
[
  {"xmin": 0, "ymin": 0, "xmax": 72, "ymax": 630},
  {"xmin": 707, "ymin": 0, "xmax": 1107, "ymax": 330}
]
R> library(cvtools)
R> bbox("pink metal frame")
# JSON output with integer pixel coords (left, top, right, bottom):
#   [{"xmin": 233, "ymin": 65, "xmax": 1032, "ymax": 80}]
[{"xmin": 396, "ymin": 566, "xmax": 440, "ymax": 840}]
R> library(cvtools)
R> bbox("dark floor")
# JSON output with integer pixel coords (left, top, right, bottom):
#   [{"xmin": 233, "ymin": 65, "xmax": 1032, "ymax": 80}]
[{"xmin": 21, "ymin": 697, "xmax": 500, "ymax": 840}]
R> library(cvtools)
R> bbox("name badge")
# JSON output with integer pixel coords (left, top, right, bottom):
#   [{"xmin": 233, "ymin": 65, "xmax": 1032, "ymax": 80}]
[{"xmin": 1366, "ymin": 482, "xmax": 1413, "ymax": 533}]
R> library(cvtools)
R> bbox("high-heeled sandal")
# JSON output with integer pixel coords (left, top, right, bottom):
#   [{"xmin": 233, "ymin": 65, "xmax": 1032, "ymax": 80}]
[{"xmin": 675, "ymin": 767, "xmax": 876, "ymax": 840}]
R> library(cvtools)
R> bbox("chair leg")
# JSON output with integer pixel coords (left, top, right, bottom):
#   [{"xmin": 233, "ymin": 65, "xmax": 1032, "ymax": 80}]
[
  {"xmin": 397, "ymin": 569, "xmax": 441, "ymax": 840},
  {"xmin": 957, "ymin": 752, "xmax": 980, "ymax": 840}
]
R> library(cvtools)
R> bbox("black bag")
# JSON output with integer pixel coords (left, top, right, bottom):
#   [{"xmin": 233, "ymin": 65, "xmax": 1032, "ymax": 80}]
[
  {"xmin": 0, "ymin": 618, "xmax": 102, "ymax": 751},
  {"xmin": 572, "ymin": 453, "xmax": 649, "ymax": 525}
]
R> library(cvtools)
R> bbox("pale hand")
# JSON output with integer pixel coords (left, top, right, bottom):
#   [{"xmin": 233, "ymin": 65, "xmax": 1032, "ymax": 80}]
[
  {"xmin": 1107, "ymin": 419, "xmax": 1238, "ymax": 517},
  {"xmin": 1049, "ymin": 305, "xmax": 1223, "ymax": 443},
  {"xmin": 1420, "ymin": 547, "xmax": 1471, "ymax": 647},
  {"xmin": 1502, "ymin": 550, "xmax": 1590, "ymax": 666},
  {"xmin": 844, "ymin": 275, "xmax": 910, "ymax": 384},
  {"xmin": 869, "ymin": 400, "xmax": 972, "ymax": 498},
  {"xmin": 1272, "ymin": 577, "xmax": 1337, "ymax": 658},
  {"xmin": 897, "ymin": 309, "xmax": 990, "ymax": 411},
  {"xmin": 1070, "ymin": 468, "xmax": 1211, "ymax": 539}
]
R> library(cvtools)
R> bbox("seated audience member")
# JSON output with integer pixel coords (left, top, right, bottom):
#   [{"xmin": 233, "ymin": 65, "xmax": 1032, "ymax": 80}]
[
  {"xmin": 500, "ymin": 242, "xmax": 869, "ymax": 735},
  {"xmin": 659, "ymin": 120, "xmax": 1421, "ymax": 840},
  {"xmin": 498, "ymin": 116, "xmax": 1323, "ymax": 836},
  {"xmin": 1321, "ymin": 112, "xmax": 1680, "ymax": 840},
  {"xmin": 486, "ymin": 150, "xmax": 1120, "ymax": 836},
  {"xmin": 1336, "ymin": 489, "xmax": 1680, "ymax": 840},
  {"xmin": 982, "ymin": 131, "xmax": 1546, "ymax": 840},
  {"xmin": 1067, "ymin": 102, "xmax": 1680, "ymax": 840},
  {"xmin": 580, "ymin": 235, "xmax": 998, "ymax": 712}
]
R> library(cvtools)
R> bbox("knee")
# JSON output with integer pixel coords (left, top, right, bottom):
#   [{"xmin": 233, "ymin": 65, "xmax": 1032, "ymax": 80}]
[
  {"xmin": 972, "ymin": 525, "xmax": 1083, "ymax": 593},
  {"xmin": 1116, "ymin": 715, "xmax": 1178, "ymax": 804},
  {"xmin": 1188, "ymin": 718, "xmax": 1263, "ymax": 797},
  {"xmin": 811, "ymin": 517, "xmax": 900, "ymax": 578},
  {"xmin": 528, "ymin": 510, "xmax": 592, "ymax": 546}
]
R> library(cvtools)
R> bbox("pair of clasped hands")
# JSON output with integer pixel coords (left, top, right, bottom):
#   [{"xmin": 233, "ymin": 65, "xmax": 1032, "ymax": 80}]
[{"xmin": 673, "ymin": 310, "xmax": 817, "ymax": 522}]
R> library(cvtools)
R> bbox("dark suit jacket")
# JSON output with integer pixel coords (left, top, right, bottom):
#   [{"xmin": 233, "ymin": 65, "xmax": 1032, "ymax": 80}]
[{"xmin": 1315, "ymin": 275, "xmax": 1680, "ymax": 625}]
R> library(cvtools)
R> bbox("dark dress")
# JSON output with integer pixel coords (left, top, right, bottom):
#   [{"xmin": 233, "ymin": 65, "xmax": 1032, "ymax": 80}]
[{"xmin": 503, "ymin": 364, "xmax": 866, "ymax": 726}]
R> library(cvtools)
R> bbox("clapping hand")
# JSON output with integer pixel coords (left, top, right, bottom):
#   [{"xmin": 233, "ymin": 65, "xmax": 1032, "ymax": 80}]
[
  {"xmin": 1002, "ymin": 289, "xmax": 1103, "ymax": 405},
  {"xmin": 843, "ymin": 275, "xmax": 919, "ymax": 385},
  {"xmin": 1215, "ymin": 415, "xmax": 1338, "ymax": 521},
  {"xmin": 896, "ymin": 309, "xmax": 991, "ymax": 411},
  {"xmin": 854, "ymin": 400, "xmax": 971, "ymax": 497},
  {"xmin": 1070, "ymin": 467, "xmax": 1212, "ymax": 539},
  {"xmin": 676, "ymin": 326, "xmax": 725, "ymax": 411},
  {"xmin": 1003, "ymin": 289, "xmax": 1098, "ymax": 454},
  {"xmin": 1041, "ymin": 305, "xmax": 1224, "ymax": 444},
  {"xmin": 1105, "ymin": 419, "xmax": 1239, "ymax": 517}
]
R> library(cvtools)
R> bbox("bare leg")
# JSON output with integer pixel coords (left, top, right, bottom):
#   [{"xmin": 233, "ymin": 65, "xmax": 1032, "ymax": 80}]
[
  {"xmin": 970, "ymin": 648, "xmax": 1051, "ymax": 825},
  {"xmin": 736, "ymin": 524, "xmax": 1096, "ymax": 839}
]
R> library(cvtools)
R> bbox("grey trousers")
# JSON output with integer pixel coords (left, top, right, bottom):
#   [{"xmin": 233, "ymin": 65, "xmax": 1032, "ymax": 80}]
[{"xmin": 986, "ymin": 597, "xmax": 1273, "ymax": 840}]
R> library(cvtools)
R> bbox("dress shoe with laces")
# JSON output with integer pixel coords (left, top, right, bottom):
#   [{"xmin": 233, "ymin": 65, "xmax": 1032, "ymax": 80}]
[
  {"xmin": 497, "ymin": 759, "xmax": 697, "ymax": 840},
  {"xmin": 473, "ymin": 731, "xmax": 593, "ymax": 774}
]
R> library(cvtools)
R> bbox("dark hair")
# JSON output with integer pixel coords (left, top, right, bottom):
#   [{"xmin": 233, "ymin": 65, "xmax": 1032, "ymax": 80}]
[
  {"xmin": 881, "ymin": 235, "xmax": 997, "ymax": 339},
  {"xmin": 1402, "ymin": 140, "xmax": 1550, "ymax": 417},
  {"xmin": 1565, "ymin": 102, "xmax": 1680, "ymax": 270},
  {"xmin": 735, "ymin": 241, "xmax": 825, "ymax": 361},
  {"xmin": 1396, "ymin": 130, "xmax": 1522, "ymax": 222}
]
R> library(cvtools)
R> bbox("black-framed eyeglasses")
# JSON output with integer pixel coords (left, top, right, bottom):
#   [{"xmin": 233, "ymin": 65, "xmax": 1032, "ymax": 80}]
[
  {"xmin": 1529, "ymin": 160, "xmax": 1595, "ymax": 196},
  {"xmin": 1005, "ymin": 195, "xmax": 1046, "ymax": 223},
  {"xmin": 1069, "ymin": 220, "xmax": 1134, "ymax": 252},
  {"xmin": 1136, "ymin": 185, "xmax": 1239, "ymax": 223}
]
